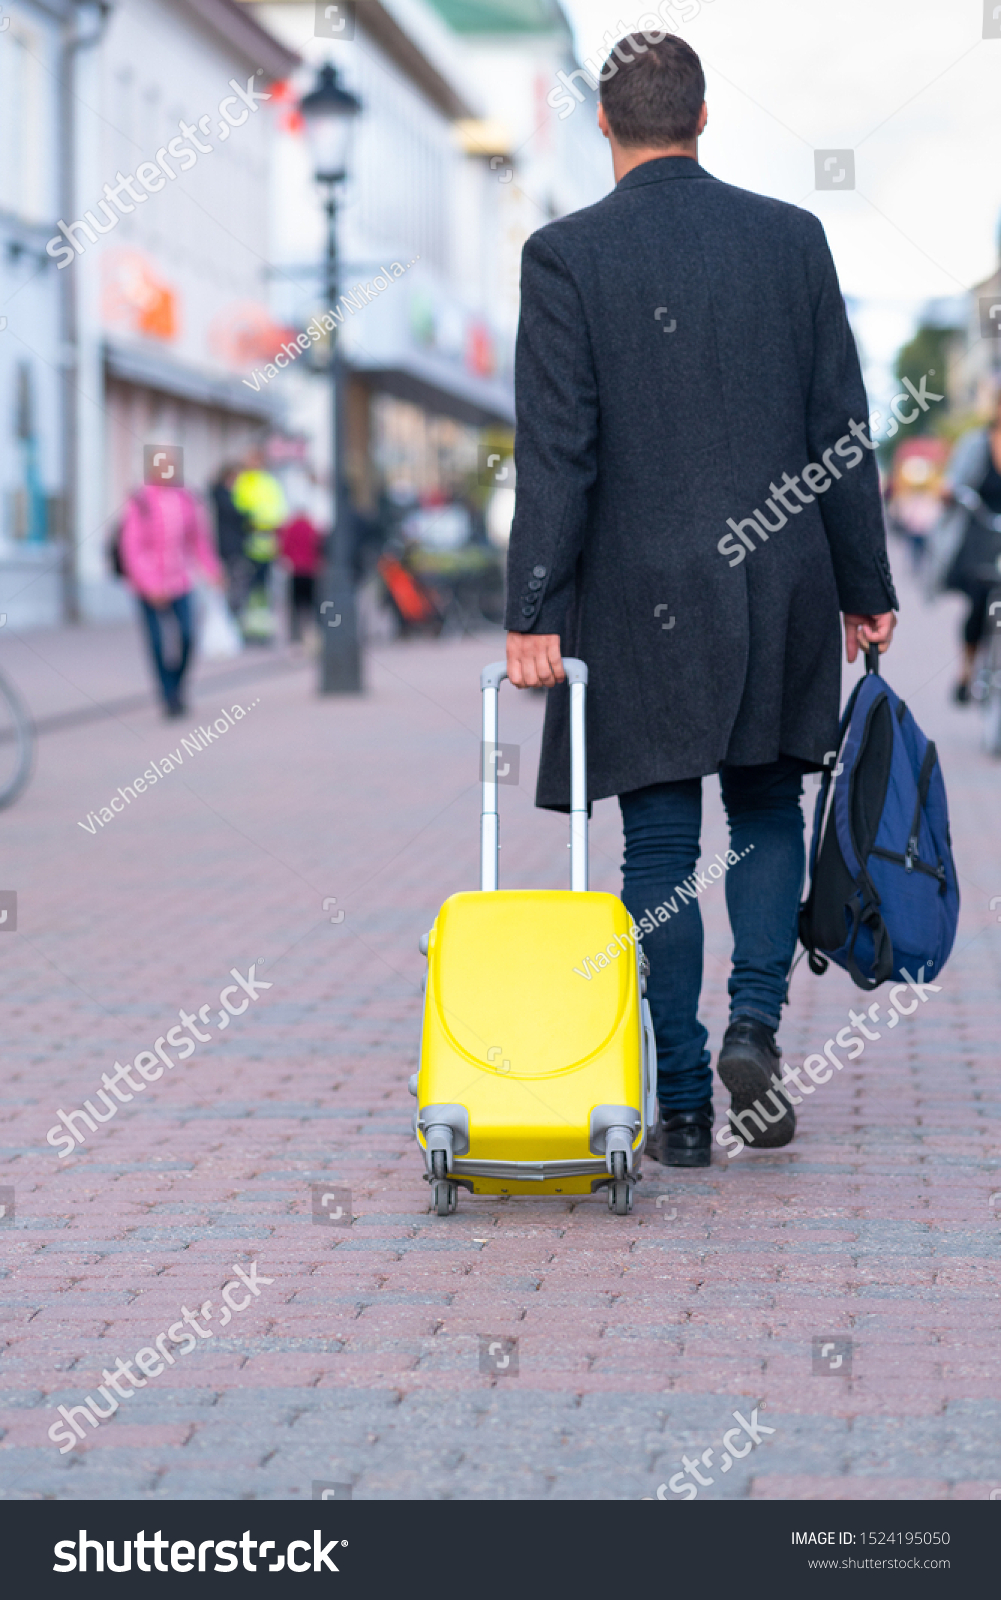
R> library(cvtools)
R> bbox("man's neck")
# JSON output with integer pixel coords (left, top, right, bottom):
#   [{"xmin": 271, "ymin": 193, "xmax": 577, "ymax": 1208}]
[{"xmin": 611, "ymin": 144, "xmax": 697, "ymax": 184}]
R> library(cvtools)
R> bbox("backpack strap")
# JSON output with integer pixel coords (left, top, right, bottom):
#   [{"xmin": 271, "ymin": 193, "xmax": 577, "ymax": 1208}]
[
  {"xmin": 904, "ymin": 740, "xmax": 940, "ymax": 882},
  {"xmin": 799, "ymin": 672, "xmax": 867, "ymax": 967},
  {"xmin": 844, "ymin": 882, "xmax": 894, "ymax": 991},
  {"xmin": 815, "ymin": 671, "xmax": 866, "ymax": 809},
  {"xmin": 915, "ymin": 740, "xmax": 937, "ymax": 808}
]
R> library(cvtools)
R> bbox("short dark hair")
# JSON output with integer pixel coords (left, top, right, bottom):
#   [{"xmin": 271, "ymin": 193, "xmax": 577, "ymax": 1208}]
[{"xmin": 599, "ymin": 34, "xmax": 705, "ymax": 149}]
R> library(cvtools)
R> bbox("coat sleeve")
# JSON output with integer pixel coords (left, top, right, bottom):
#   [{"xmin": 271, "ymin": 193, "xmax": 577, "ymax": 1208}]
[
  {"xmin": 800, "ymin": 216, "xmax": 898, "ymax": 615},
  {"xmin": 505, "ymin": 231, "xmax": 599, "ymax": 635}
]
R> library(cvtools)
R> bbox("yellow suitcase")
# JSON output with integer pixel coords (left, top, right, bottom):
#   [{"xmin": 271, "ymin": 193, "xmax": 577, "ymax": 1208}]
[{"xmin": 411, "ymin": 658, "xmax": 657, "ymax": 1217}]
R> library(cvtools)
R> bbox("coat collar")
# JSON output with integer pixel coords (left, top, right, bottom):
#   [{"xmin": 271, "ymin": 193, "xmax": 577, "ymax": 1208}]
[{"xmin": 615, "ymin": 155, "xmax": 715, "ymax": 192}]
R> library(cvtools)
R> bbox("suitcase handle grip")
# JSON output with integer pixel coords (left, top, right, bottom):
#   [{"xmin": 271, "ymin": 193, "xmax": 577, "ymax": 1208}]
[{"xmin": 479, "ymin": 658, "xmax": 588, "ymax": 892}]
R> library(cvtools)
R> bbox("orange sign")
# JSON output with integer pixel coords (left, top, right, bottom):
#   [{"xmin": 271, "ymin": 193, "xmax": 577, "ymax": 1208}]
[
  {"xmin": 102, "ymin": 250, "xmax": 178, "ymax": 341},
  {"xmin": 208, "ymin": 302, "xmax": 299, "ymax": 369}
]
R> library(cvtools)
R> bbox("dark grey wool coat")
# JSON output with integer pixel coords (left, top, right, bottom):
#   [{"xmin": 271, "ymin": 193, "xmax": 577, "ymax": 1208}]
[{"xmin": 504, "ymin": 157, "xmax": 899, "ymax": 810}]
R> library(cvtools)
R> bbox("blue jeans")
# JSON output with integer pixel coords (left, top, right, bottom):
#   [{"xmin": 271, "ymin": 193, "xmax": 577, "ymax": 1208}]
[
  {"xmin": 140, "ymin": 592, "xmax": 193, "ymax": 711},
  {"xmin": 619, "ymin": 758, "xmax": 806, "ymax": 1113}
]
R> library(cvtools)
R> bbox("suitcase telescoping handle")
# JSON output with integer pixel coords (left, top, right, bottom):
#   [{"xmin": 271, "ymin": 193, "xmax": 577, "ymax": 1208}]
[{"xmin": 479, "ymin": 658, "xmax": 589, "ymax": 893}]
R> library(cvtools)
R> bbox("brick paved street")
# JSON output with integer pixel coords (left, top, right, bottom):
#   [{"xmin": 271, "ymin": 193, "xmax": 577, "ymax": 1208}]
[{"xmin": 0, "ymin": 558, "xmax": 999, "ymax": 1502}]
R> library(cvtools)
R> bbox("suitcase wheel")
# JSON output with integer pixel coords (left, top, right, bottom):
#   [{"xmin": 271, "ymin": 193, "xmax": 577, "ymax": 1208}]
[
  {"xmin": 607, "ymin": 1178, "xmax": 633, "ymax": 1216},
  {"xmin": 432, "ymin": 1179, "xmax": 458, "ymax": 1216}
]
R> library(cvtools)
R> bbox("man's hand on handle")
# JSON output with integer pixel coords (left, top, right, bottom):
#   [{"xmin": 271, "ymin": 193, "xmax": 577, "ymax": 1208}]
[
  {"xmin": 507, "ymin": 632, "xmax": 565, "ymax": 688},
  {"xmin": 843, "ymin": 611, "xmax": 896, "ymax": 665}
]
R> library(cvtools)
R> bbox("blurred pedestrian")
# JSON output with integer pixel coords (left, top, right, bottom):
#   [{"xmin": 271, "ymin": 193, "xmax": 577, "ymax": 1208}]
[
  {"xmin": 119, "ymin": 482, "xmax": 223, "ymax": 717},
  {"xmin": 279, "ymin": 511, "xmax": 321, "ymax": 642},
  {"xmin": 504, "ymin": 34, "xmax": 897, "ymax": 1167},
  {"xmin": 885, "ymin": 439, "xmax": 947, "ymax": 573},
  {"xmin": 232, "ymin": 448, "xmax": 287, "ymax": 643},
  {"xmin": 210, "ymin": 463, "xmax": 252, "ymax": 618},
  {"xmin": 928, "ymin": 390, "xmax": 1001, "ymax": 703}
]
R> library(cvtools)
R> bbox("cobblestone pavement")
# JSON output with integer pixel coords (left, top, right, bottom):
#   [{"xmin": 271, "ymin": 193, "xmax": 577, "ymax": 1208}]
[{"xmin": 0, "ymin": 557, "xmax": 999, "ymax": 1501}]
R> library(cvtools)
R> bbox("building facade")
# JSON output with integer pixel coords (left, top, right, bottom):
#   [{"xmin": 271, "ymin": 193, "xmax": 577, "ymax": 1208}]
[
  {"xmin": 2, "ymin": 0, "xmax": 609, "ymax": 626},
  {"xmin": 0, "ymin": 0, "xmax": 68, "ymax": 628},
  {"xmin": 245, "ymin": 0, "xmax": 609, "ymax": 526},
  {"xmin": 70, "ymin": 0, "xmax": 298, "ymax": 619}
]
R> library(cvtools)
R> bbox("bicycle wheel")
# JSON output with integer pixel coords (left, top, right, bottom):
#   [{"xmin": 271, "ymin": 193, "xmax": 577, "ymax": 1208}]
[{"xmin": 0, "ymin": 667, "xmax": 35, "ymax": 808}]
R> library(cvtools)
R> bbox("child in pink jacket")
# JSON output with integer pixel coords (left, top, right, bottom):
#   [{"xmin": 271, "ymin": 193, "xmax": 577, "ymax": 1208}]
[{"xmin": 120, "ymin": 485, "xmax": 223, "ymax": 717}]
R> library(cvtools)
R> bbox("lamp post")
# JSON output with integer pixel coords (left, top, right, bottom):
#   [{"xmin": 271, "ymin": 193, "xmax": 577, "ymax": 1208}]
[{"xmin": 299, "ymin": 63, "xmax": 363, "ymax": 694}]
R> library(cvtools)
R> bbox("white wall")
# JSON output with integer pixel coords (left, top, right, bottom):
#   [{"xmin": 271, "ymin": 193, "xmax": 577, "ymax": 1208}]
[
  {"xmin": 253, "ymin": 3, "xmax": 463, "ymax": 295},
  {"xmin": 67, "ymin": 0, "xmax": 281, "ymax": 610},
  {"xmin": 0, "ymin": 0, "xmax": 65, "ymax": 557}
]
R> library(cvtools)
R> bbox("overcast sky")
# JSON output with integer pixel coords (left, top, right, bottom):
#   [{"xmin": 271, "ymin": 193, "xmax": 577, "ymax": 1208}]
[{"xmin": 560, "ymin": 0, "xmax": 1001, "ymax": 394}]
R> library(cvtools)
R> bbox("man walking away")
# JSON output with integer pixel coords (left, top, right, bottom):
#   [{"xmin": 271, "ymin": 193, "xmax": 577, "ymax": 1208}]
[
  {"xmin": 210, "ymin": 463, "xmax": 252, "ymax": 619},
  {"xmin": 120, "ymin": 481, "xmax": 224, "ymax": 717},
  {"xmin": 503, "ymin": 34, "xmax": 897, "ymax": 1166}
]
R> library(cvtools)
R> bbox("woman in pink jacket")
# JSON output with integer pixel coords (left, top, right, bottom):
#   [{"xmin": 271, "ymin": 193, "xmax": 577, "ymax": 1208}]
[{"xmin": 120, "ymin": 483, "xmax": 223, "ymax": 717}]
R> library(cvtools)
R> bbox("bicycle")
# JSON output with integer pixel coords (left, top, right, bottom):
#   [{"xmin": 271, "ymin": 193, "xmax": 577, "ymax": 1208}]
[{"xmin": 0, "ymin": 662, "xmax": 35, "ymax": 807}]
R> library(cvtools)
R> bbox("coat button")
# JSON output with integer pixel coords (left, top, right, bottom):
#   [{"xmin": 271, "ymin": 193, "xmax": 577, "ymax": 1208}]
[
  {"xmin": 528, "ymin": 579, "xmax": 542, "ymax": 591},
  {"xmin": 533, "ymin": 565, "xmax": 546, "ymax": 578},
  {"xmin": 521, "ymin": 605, "xmax": 535, "ymax": 618}
]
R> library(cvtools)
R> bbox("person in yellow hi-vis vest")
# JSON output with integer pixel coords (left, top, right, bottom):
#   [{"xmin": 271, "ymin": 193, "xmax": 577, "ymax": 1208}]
[{"xmin": 231, "ymin": 450, "xmax": 287, "ymax": 642}]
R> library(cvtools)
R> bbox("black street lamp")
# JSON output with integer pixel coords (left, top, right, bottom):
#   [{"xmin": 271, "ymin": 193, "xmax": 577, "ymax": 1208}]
[{"xmin": 299, "ymin": 63, "xmax": 363, "ymax": 694}]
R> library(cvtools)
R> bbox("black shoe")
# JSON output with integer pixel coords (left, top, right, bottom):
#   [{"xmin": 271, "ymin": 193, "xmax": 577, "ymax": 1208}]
[
  {"xmin": 651, "ymin": 1106, "xmax": 713, "ymax": 1167},
  {"xmin": 717, "ymin": 1017, "xmax": 796, "ymax": 1149},
  {"xmin": 953, "ymin": 681, "xmax": 972, "ymax": 705}
]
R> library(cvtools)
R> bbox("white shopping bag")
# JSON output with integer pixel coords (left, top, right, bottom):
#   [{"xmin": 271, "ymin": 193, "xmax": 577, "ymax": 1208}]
[{"xmin": 199, "ymin": 586, "xmax": 243, "ymax": 660}]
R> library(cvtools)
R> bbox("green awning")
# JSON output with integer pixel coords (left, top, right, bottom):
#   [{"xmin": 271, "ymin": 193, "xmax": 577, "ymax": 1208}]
[{"xmin": 426, "ymin": 0, "xmax": 566, "ymax": 34}]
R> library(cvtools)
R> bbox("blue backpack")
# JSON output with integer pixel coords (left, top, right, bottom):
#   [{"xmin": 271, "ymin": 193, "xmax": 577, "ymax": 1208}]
[{"xmin": 798, "ymin": 647, "xmax": 959, "ymax": 991}]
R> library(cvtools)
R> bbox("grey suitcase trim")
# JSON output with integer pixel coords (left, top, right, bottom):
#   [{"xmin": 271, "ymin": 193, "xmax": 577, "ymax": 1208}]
[
  {"xmin": 450, "ymin": 1156, "xmax": 610, "ymax": 1183},
  {"xmin": 417, "ymin": 1103, "xmax": 470, "ymax": 1174}
]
